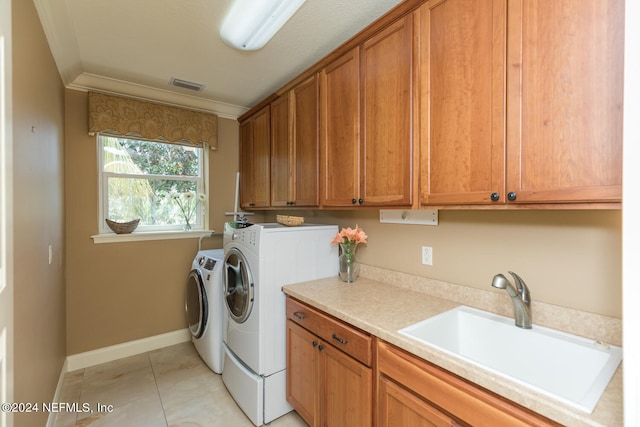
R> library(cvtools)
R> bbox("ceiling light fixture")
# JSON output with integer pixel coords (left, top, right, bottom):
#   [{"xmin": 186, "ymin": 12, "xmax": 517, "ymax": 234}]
[{"xmin": 220, "ymin": 0, "xmax": 306, "ymax": 51}]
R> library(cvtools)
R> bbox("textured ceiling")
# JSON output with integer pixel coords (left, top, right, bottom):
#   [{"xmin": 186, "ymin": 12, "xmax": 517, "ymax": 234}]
[{"xmin": 34, "ymin": 0, "xmax": 404, "ymax": 118}]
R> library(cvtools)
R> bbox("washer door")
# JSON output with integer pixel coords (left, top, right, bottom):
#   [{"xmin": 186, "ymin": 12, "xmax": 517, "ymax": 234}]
[
  {"xmin": 223, "ymin": 247, "xmax": 254, "ymax": 323},
  {"xmin": 185, "ymin": 269, "xmax": 208, "ymax": 338}
]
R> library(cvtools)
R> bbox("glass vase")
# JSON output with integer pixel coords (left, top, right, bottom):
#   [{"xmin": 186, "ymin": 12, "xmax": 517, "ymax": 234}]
[
  {"xmin": 338, "ymin": 242, "xmax": 360, "ymax": 283},
  {"xmin": 183, "ymin": 221, "xmax": 192, "ymax": 231}
]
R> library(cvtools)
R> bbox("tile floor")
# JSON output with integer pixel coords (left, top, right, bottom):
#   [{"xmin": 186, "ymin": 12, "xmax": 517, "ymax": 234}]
[{"xmin": 53, "ymin": 342, "xmax": 307, "ymax": 427}]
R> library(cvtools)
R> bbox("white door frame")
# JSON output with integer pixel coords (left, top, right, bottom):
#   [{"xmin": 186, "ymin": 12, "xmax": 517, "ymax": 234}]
[
  {"xmin": 623, "ymin": 1, "xmax": 640, "ymax": 425},
  {"xmin": 0, "ymin": 0, "xmax": 13, "ymax": 425}
]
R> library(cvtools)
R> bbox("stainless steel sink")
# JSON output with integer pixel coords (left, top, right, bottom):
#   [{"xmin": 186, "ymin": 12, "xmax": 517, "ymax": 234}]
[{"xmin": 398, "ymin": 306, "xmax": 622, "ymax": 413}]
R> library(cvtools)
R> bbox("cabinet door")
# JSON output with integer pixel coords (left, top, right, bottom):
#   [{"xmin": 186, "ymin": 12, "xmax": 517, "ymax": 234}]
[
  {"xmin": 240, "ymin": 106, "xmax": 270, "ymax": 209},
  {"xmin": 321, "ymin": 341, "xmax": 372, "ymax": 427},
  {"xmin": 286, "ymin": 320, "xmax": 319, "ymax": 427},
  {"xmin": 420, "ymin": 0, "xmax": 507, "ymax": 205},
  {"xmin": 320, "ymin": 48, "xmax": 361, "ymax": 207},
  {"xmin": 505, "ymin": 0, "xmax": 623, "ymax": 203},
  {"xmin": 361, "ymin": 15, "xmax": 414, "ymax": 206},
  {"xmin": 239, "ymin": 120, "xmax": 253, "ymax": 209},
  {"xmin": 378, "ymin": 376, "xmax": 455, "ymax": 427},
  {"xmin": 292, "ymin": 75, "xmax": 320, "ymax": 207},
  {"xmin": 271, "ymin": 94, "xmax": 292, "ymax": 207}
]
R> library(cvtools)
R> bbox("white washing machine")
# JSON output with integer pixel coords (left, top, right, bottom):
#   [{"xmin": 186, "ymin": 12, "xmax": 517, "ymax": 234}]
[
  {"xmin": 185, "ymin": 249, "xmax": 226, "ymax": 374},
  {"xmin": 222, "ymin": 222, "xmax": 338, "ymax": 426}
]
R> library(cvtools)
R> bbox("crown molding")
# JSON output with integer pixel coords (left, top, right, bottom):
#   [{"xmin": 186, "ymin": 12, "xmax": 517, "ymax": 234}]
[{"xmin": 68, "ymin": 73, "xmax": 248, "ymax": 120}]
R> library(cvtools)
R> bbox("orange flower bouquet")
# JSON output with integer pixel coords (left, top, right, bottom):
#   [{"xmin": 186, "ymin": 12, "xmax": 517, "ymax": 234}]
[{"xmin": 331, "ymin": 225, "xmax": 367, "ymax": 282}]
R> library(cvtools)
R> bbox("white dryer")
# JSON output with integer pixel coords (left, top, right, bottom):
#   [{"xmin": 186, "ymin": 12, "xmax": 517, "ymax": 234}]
[
  {"xmin": 222, "ymin": 222, "xmax": 338, "ymax": 426},
  {"xmin": 185, "ymin": 249, "xmax": 226, "ymax": 374}
]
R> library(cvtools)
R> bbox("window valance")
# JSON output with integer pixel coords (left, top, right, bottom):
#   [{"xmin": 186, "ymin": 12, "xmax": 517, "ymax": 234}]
[{"xmin": 88, "ymin": 91, "xmax": 218, "ymax": 150}]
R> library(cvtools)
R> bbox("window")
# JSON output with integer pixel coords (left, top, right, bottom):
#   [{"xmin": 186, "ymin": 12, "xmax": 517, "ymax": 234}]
[{"xmin": 98, "ymin": 135, "xmax": 207, "ymax": 233}]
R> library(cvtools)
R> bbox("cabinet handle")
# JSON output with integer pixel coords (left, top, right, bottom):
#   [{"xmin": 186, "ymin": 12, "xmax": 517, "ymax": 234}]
[
  {"xmin": 287, "ymin": 201, "xmax": 295, "ymax": 205},
  {"xmin": 312, "ymin": 341, "xmax": 318, "ymax": 347},
  {"xmin": 331, "ymin": 333, "xmax": 348, "ymax": 345},
  {"xmin": 490, "ymin": 192, "xmax": 500, "ymax": 201},
  {"xmin": 318, "ymin": 344, "xmax": 325, "ymax": 351},
  {"xmin": 249, "ymin": 203, "xmax": 255, "ymax": 207},
  {"xmin": 351, "ymin": 198, "xmax": 357, "ymax": 204},
  {"xmin": 293, "ymin": 312, "xmax": 305, "ymax": 320},
  {"xmin": 507, "ymin": 192, "xmax": 517, "ymax": 201}
]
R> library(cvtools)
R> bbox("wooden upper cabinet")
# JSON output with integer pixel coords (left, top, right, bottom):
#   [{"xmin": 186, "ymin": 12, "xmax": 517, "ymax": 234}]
[
  {"xmin": 420, "ymin": 0, "xmax": 623, "ymax": 206},
  {"xmin": 505, "ymin": 0, "xmax": 623, "ymax": 204},
  {"xmin": 320, "ymin": 47, "xmax": 361, "ymax": 207},
  {"xmin": 321, "ymin": 15, "xmax": 414, "ymax": 208},
  {"xmin": 361, "ymin": 14, "xmax": 414, "ymax": 207},
  {"xmin": 270, "ymin": 94, "xmax": 292, "ymax": 207},
  {"xmin": 271, "ymin": 75, "xmax": 320, "ymax": 208},
  {"xmin": 239, "ymin": 106, "xmax": 270, "ymax": 209},
  {"xmin": 419, "ymin": 0, "xmax": 506, "ymax": 205},
  {"xmin": 292, "ymin": 75, "xmax": 320, "ymax": 207}
]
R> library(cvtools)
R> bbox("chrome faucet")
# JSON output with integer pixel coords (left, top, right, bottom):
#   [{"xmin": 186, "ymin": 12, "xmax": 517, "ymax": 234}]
[{"xmin": 491, "ymin": 271, "xmax": 532, "ymax": 329}]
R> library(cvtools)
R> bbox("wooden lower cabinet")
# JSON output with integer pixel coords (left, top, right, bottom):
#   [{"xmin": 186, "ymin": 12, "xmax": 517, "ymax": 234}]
[
  {"xmin": 286, "ymin": 297, "xmax": 561, "ymax": 426},
  {"xmin": 287, "ymin": 320, "xmax": 319, "ymax": 425},
  {"xmin": 377, "ymin": 340, "xmax": 561, "ymax": 427},
  {"xmin": 286, "ymin": 298, "xmax": 372, "ymax": 426}
]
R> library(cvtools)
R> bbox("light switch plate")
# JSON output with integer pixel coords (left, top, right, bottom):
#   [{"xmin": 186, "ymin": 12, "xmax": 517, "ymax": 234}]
[{"xmin": 421, "ymin": 246, "xmax": 433, "ymax": 265}]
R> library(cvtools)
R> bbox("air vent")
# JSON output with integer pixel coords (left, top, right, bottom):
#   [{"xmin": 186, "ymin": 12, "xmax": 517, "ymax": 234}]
[{"xmin": 169, "ymin": 77, "xmax": 205, "ymax": 92}]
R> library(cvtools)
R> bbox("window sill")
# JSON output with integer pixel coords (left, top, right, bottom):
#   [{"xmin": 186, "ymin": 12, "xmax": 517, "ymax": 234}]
[{"xmin": 91, "ymin": 230, "xmax": 218, "ymax": 244}]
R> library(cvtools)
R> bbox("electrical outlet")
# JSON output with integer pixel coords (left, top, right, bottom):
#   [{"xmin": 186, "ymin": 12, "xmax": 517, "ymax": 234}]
[{"xmin": 421, "ymin": 246, "xmax": 433, "ymax": 266}]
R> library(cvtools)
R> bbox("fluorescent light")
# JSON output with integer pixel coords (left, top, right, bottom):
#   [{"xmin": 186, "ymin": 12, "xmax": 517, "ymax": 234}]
[{"xmin": 220, "ymin": 0, "xmax": 306, "ymax": 51}]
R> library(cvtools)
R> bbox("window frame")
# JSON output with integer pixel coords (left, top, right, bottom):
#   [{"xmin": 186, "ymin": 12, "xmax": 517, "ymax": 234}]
[{"xmin": 96, "ymin": 135, "xmax": 209, "ymax": 235}]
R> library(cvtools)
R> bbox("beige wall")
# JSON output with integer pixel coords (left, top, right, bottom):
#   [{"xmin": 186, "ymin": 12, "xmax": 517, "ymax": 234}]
[
  {"xmin": 267, "ymin": 208, "xmax": 622, "ymax": 318},
  {"xmin": 12, "ymin": 0, "xmax": 66, "ymax": 425},
  {"xmin": 65, "ymin": 90, "xmax": 242, "ymax": 354}
]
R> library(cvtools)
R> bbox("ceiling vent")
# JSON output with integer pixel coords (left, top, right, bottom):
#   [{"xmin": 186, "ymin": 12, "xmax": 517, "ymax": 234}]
[{"xmin": 169, "ymin": 77, "xmax": 205, "ymax": 92}]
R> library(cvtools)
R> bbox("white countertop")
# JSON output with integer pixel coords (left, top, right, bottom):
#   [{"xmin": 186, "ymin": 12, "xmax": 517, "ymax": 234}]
[{"xmin": 282, "ymin": 273, "xmax": 623, "ymax": 427}]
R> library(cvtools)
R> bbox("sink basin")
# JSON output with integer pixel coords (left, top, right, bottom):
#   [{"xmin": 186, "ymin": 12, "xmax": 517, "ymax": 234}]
[{"xmin": 398, "ymin": 306, "xmax": 622, "ymax": 413}]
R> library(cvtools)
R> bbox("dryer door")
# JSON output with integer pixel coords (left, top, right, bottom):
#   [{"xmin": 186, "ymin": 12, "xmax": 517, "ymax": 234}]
[
  {"xmin": 185, "ymin": 269, "xmax": 208, "ymax": 338},
  {"xmin": 223, "ymin": 247, "xmax": 254, "ymax": 323}
]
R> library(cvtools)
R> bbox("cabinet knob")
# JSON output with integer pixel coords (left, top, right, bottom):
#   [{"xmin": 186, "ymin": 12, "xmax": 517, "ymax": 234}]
[
  {"xmin": 312, "ymin": 341, "xmax": 318, "ymax": 347},
  {"xmin": 490, "ymin": 192, "xmax": 500, "ymax": 201},
  {"xmin": 351, "ymin": 198, "xmax": 357, "ymax": 204},
  {"xmin": 507, "ymin": 192, "xmax": 517, "ymax": 201},
  {"xmin": 358, "ymin": 198, "xmax": 364, "ymax": 205},
  {"xmin": 318, "ymin": 344, "xmax": 324, "ymax": 351}
]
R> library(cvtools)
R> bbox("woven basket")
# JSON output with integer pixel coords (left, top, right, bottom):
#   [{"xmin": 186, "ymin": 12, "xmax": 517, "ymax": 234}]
[
  {"xmin": 276, "ymin": 215, "xmax": 304, "ymax": 227},
  {"xmin": 106, "ymin": 218, "xmax": 140, "ymax": 234}
]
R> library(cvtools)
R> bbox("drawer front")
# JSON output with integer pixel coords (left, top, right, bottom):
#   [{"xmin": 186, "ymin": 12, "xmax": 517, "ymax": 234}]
[
  {"xmin": 377, "ymin": 341, "xmax": 559, "ymax": 427},
  {"xmin": 287, "ymin": 297, "xmax": 372, "ymax": 366}
]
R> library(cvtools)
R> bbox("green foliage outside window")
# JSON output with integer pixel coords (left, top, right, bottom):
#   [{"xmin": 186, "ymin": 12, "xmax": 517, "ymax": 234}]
[{"xmin": 101, "ymin": 136, "xmax": 204, "ymax": 229}]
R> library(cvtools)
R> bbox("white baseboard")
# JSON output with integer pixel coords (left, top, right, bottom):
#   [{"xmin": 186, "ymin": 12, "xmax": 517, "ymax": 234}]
[
  {"xmin": 46, "ymin": 357, "xmax": 69, "ymax": 427},
  {"xmin": 66, "ymin": 328, "xmax": 191, "ymax": 372},
  {"xmin": 47, "ymin": 329, "xmax": 190, "ymax": 427}
]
